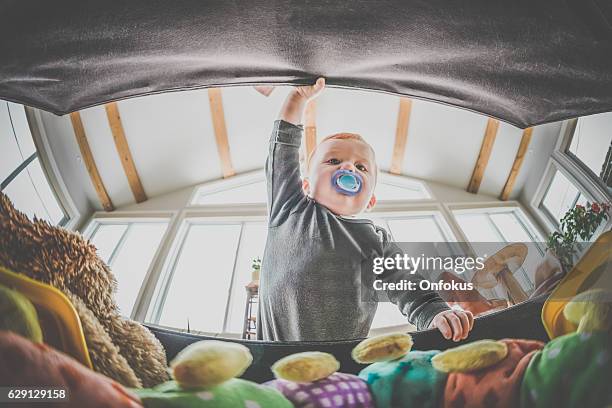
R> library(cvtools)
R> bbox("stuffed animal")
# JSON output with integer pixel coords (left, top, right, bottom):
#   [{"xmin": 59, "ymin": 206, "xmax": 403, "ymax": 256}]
[
  {"xmin": 170, "ymin": 340, "xmax": 253, "ymax": 389},
  {"xmin": 0, "ymin": 283, "xmax": 42, "ymax": 343},
  {"xmin": 266, "ymin": 351, "xmax": 374, "ymax": 407},
  {"xmin": 521, "ymin": 289, "xmax": 612, "ymax": 408},
  {"xmin": 0, "ymin": 193, "xmax": 168, "ymax": 387},
  {"xmin": 441, "ymin": 339, "xmax": 543, "ymax": 408},
  {"xmin": 134, "ymin": 340, "xmax": 292, "ymax": 408},
  {"xmin": 355, "ymin": 333, "xmax": 543, "ymax": 408},
  {"xmin": 0, "ymin": 331, "xmax": 143, "ymax": 408}
]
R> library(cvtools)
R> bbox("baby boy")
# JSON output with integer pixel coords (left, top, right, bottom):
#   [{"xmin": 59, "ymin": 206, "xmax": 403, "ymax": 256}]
[{"xmin": 257, "ymin": 78, "xmax": 473, "ymax": 342}]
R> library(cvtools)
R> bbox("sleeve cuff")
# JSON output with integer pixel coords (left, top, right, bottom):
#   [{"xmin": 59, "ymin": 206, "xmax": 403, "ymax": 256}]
[
  {"xmin": 416, "ymin": 301, "xmax": 451, "ymax": 331},
  {"xmin": 271, "ymin": 120, "xmax": 303, "ymax": 146}
]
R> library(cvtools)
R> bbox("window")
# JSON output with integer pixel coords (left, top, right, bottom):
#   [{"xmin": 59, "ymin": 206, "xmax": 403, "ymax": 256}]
[
  {"xmin": 567, "ymin": 113, "xmax": 612, "ymax": 188},
  {"xmin": 367, "ymin": 211, "xmax": 456, "ymax": 331},
  {"xmin": 453, "ymin": 207, "xmax": 544, "ymax": 296},
  {"xmin": 147, "ymin": 219, "xmax": 267, "ymax": 336},
  {"xmin": 87, "ymin": 219, "xmax": 169, "ymax": 317},
  {"xmin": 541, "ymin": 170, "xmax": 588, "ymax": 223},
  {"xmin": 191, "ymin": 170, "xmax": 430, "ymax": 206},
  {"xmin": 1, "ymin": 102, "xmax": 68, "ymax": 225},
  {"xmin": 533, "ymin": 114, "xmax": 611, "ymax": 232}
]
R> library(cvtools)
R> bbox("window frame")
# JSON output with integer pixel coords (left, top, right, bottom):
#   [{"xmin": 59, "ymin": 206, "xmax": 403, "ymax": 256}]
[
  {"xmin": 531, "ymin": 119, "xmax": 612, "ymax": 234},
  {"xmin": 82, "ymin": 212, "xmax": 175, "ymax": 320},
  {"xmin": 1, "ymin": 105, "xmax": 76, "ymax": 227}
]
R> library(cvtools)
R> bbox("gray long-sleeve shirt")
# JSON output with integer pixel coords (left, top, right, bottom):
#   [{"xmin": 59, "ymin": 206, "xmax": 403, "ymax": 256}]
[{"xmin": 257, "ymin": 120, "xmax": 450, "ymax": 341}]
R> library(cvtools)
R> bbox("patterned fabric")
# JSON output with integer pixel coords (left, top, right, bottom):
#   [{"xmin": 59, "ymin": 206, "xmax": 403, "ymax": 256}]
[
  {"xmin": 359, "ymin": 350, "xmax": 446, "ymax": 408},
  {"xmin": 135, "ymin": 379, "xmax": 293, "ymax": 408},
  {"xmin": 265, "ymin": 372, "xmax": 374, "ymax": 407},
  {"xmin": 443, "ymin": 339, "xmax": 544, "ymax": 408},
  {"xmin": 521, "ymin": 332, "xmax": 612, "ymax": 408},
  {"xmin": 0, "ymin": 331, "xmax": 142, "ymax": 408}
]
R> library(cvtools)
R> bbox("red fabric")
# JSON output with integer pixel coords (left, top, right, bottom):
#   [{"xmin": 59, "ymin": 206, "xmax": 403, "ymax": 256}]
[
  {"xmin": 0, "ymin": 331, "xmax": 142, "ymax": 408},
  {"xmin": 443, "ymin": 339, "xmax": 544, "ymax": 408}
]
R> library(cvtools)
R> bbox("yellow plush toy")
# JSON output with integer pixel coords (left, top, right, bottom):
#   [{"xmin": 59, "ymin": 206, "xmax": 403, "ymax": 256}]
[
  {"xmin": 562, "ymin": 288, "xmax": 612, "ymax": 333},
  {"xmin": 272, "ymin": 351, "xmax": 340, "ymax": 383},
  {"xmin": 170, "ymin": 340, "xmax": 253, "ymax": 389},
  {"xmin": 352, "ymin": 333, "xmax": 413, "ymax": 364},
  {"xmin": 135, "ymin": 340, "xmax": 293, "ymax": 407},
  {"xmin": 431, "ymin": 340, "xmax": 508, "ymax": 373}
]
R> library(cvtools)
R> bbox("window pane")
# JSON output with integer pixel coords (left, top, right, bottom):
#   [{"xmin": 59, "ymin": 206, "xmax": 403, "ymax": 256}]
[
  {"xmin": 225, "ymin": 223, "xmax": 268, "ymax": 334},
  {"xmin": 454, "ymin": 213, "xmax": 502, "ymax": 242},
  {"xmin": 455, "ymin": 209, "xmax": 542, "ymax": 295},
  {"xmin": 7, "ymin": 102, "xmax": 36, "ymax": 159},
  {"xmin": 3, "ymin": 158, "xmax": 65, "ymax": 225},
  {"xmin": 489, "ymin": 213, "xmax": 533, "ymax": 243},
  {"xmin": 110, "ymin": 223, "xmax": 168, "ymax": 316},
  {"xmin": 90, "ymin": 224, "xmax": 128, "ymax": 263},
  {"xmin": 542, "ymin": 171, "xmax": 580, "ymax": 223},
  {"xmin": 489, "ymin": 212, "xmax": 540, "ymax": 289},
  {"xmin": 570, "ymin": 113, "xmax": 612, "ymax": 180},
  {"xmin": 387, "ymin": 217, "xmax": 447, "ymax": 242},
  {"xmin": 370, "ymin": 302, "xmax": 411, "ymax": 330},
  {"xmin": 26, "ymin": 159, "xmax": 65, "ymax": 224},
  {"xmin": 158, "ymin": 223, "xmax": 241, "ymax": 333},
  {"xmin": 0, "ymin": 102, "xmax": 24, "ymax": 182},
  {"xmin": 375, "ymin": 182, "xmax": 428, "ymax": 201},
  {"xmin": 195, "ymin": 181, "xmax": 267, "ymax": 205}
]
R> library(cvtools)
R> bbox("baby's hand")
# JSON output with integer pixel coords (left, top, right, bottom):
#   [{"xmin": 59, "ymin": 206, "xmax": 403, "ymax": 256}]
[
  {"xmin": 429, "ymin": 309, "xmax": 474, "ymax": 342},
  {"xmin": 292, "ymin": 77, "xmax": 326, "ymax": 101}
]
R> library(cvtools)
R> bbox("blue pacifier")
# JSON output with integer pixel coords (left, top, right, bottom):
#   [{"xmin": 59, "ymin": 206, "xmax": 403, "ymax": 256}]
[{"xmin": 331, "ymin": 169, "xmax": 363, "ymax": 196}]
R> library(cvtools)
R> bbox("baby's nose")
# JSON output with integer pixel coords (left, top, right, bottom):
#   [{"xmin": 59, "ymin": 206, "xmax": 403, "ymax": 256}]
[{"xmin": 339, "ymin": 162, "xmax": 356, "ymax": 171}]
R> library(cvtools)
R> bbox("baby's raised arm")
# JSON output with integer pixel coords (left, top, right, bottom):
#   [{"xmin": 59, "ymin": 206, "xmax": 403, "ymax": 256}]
[{"xmin": 266, "ymin": 78, "xmax": 326, "ymax": 226}]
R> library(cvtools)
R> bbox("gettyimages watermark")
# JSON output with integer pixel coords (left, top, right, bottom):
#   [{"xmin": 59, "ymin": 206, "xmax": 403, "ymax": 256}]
[{"xmin": 360, "ymin": 241, "xmax": 612, "ymax": 304}]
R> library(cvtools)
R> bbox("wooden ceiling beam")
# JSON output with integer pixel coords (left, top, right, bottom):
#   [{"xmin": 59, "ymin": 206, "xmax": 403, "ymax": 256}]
[
  {"xmin": 105, "ymin": 102, "xmax": 148, "ymax": 203},
  {"xmin": 467, "ymin": 118, "xmax": 500, "ymax": 194},
  {"xmin": 500, "ymin": 127, "xmax": 533, "ymax": 200},
  {"xmin": 208, "ymin": 88, "xmax": 236, "ymax": 178},
  {"xmin": 390, "ymin": 98, "xmax": 413, "ymax": 175},
  {"xmin": 69, "ymin": 112, "xmax": 114, "ymax": 211},
  {"xmin": 304, "ymin": 100, "xmax": 317, "ymax": 160}
]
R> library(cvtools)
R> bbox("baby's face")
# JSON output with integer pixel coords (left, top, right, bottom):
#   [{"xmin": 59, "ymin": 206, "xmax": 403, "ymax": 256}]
[{"xmin": 303, "ymin": 138, "xmax": 377, "ymax": 216}]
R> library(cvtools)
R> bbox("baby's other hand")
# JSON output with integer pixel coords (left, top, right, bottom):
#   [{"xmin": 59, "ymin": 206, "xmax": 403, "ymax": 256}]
[
  {"xmin": 429, "ymin": 309, "xmax": 474, "ymax": 342},
  {"xmin": 292, "ymin": 77, "xmax": 325, "ymax": 101}
]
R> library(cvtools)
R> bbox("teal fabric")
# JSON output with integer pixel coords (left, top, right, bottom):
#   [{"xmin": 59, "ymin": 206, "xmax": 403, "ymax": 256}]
[
  {"xmin": 133, "ymin": 379, "xmax": 292, "ymax": 408},
  {"xmin": 358, "ymin": 350, "xmax": 446, "ymax": 408},
  {"xmin": 521, "ymin": 332, "xmax": 612, "ymax": 408}
]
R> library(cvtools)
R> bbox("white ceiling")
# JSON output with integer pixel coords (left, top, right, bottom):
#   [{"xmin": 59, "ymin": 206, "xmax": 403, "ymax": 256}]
[{"xmin": 37, "ymin": 86, "xmax": 562, "ymax": 211}]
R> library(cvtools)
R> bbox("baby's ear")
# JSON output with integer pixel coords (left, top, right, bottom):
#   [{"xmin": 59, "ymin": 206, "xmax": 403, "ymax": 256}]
[
  {"xmin": 366, "ymin": 193, "xmax": 377, "ymax": 211},
  {"xmin": 302, "ymin": 178, "xmax": 311, "ymax": 195}
]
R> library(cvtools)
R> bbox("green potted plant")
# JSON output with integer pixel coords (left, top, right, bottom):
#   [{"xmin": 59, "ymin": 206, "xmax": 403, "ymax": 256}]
[
  {"xmin": 251, "ymin": 257, "xmax": 262, "ymax": 282},
  {"xmin": 546, "ymin": 202, "xmax": 610, "ymax": 272}
]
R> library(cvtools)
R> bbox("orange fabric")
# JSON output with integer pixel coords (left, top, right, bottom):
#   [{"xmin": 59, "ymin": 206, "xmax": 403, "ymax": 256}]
[
  {"xmin": 443, "ymin": 339, "xmax": 544, "ymax": 408},
  {"xmin": 0, "ymin": 331, "xmax": 142, "ymax": 408}
]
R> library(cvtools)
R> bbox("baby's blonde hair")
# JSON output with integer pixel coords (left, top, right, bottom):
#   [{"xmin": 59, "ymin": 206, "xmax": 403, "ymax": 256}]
[{"xmin": 306, "ymin": 133, "xmax": 377, "ymax": 177}]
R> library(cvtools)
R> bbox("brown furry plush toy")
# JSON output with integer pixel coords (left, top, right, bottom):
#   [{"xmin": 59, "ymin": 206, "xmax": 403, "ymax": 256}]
[{"xmin": 0, "ymin": 193, "xmax": 169, "ymax": 388}]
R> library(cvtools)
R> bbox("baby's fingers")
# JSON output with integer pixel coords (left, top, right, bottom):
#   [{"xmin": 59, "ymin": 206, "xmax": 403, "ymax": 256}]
[
  {"xmin": 455, "ymin": 311, "xmax": 471, "ymax": 340},
  {"xmin": 445, "ymin": 313, "xmax": 463, "ymax": 342},
  {"xmin": 434, "ymin": 316, "xmax": 452, "ymax": 340}
]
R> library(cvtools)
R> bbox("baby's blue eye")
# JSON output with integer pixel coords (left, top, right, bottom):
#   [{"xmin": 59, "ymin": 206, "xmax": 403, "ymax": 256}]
[{"xmin": 327, "ymin": 158, "xmax": 341, "ymax": 165}]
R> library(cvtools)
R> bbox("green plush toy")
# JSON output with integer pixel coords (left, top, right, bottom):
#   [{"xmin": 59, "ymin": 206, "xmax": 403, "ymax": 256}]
[
  {"xmin": 133, "ymin": 340, "xmax": 292, "ymax": 408},
  {"xmin": 0, "ymin": 283, "xmax": 42, "ymax": 342},
  {"xmin": 136, "ymin": 379, "xmax": 292, "ymax": 408},
  {"xmin": 521, "ymin": 289, "xmax": 612, "ymax": 408}
]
